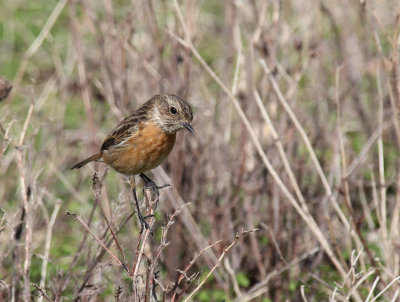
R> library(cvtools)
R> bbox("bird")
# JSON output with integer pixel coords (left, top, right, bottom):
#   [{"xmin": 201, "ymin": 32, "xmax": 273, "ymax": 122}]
[{"xmin": 71, "ymin": 93, "xmax": 194, "ymax": 231}]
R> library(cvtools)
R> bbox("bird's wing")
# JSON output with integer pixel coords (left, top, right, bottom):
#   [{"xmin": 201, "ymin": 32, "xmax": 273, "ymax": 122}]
[{"xmin": 101, "ymin": 114, "xmax": 145, "ymax": 150}]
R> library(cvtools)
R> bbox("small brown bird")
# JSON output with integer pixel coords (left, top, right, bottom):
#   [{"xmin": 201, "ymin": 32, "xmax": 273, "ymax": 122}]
[{"xmin": 71, "ymin": 93, "xmax": 194, "ymax": 231}]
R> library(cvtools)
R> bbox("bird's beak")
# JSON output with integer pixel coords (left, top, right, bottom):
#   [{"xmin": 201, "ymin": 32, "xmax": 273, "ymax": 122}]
[{"xmin": 183, "ymin": 123, "xmax": 195, "ymax": 134}]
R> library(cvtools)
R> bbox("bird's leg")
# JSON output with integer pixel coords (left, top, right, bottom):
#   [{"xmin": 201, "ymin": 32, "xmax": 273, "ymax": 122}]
[
  {"xmin": 130, "ymin": 177, "xmax": 153, "ymax": 234},
  {"xmin": 139, "ymin": 173, "xmax": 170, "ymax": 208}
]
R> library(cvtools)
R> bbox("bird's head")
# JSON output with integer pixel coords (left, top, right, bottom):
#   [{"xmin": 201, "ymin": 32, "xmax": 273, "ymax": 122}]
[{"xmin": 149, "ymin": 94, "xmax": 194, "ymax": 135}]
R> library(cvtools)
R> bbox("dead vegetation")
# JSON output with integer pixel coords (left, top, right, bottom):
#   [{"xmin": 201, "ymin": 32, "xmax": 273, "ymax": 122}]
[{"xmin": 1, "ymin": 0, "xmax": 400, "ymax": 301}]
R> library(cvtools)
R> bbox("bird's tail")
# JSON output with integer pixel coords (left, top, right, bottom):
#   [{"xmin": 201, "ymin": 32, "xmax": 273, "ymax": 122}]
[{"xmin": 70, "ymin": 153, "xmax": 101, "ymax": 170}]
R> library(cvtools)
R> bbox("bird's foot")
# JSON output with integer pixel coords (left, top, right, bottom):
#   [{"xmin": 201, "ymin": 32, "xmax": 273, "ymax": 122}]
[
  {"xmin": 138, "ymin": 211, "xmax": 154, "ymax": 235},
  {"xmin": 139, "ymin": 174, "xmax": 170, "ymax": 208},
  {"xmin": 132, "ymin": 185, "xmax": 154, "ymax": 235}
]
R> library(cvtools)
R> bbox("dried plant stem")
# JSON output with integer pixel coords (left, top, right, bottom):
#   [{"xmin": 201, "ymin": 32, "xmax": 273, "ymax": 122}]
[
  {"xmin": 391, "ymin": 290, "xmax": 400, "ymax": 302},
  {"xmin": 376, "ymin": 65, "xmax": 388, "ymax": 249},
  {"xmin": 69, "ymin": 2, "xmax": 95, "ymax": 139},
  {"xmin": 38, "ymin": 200, "xmax": 61, "ymax": 302},
  {"xmin": 33, "ymin": 284, "xmax": 51, "ymax": 302},
  {"xmin": 334, "ymin": 68, "xmax": 364, "ymax": 265},
  {"xmin": 92, "ymin": 173, "xmax": 129, "ymax": 272},
  {"xmin": 49, "ymin": 162, "xmax": 87, "ymax": 204},
  {"xmin": 17, "ymin": 151, "xmax": 31, "ymax": 302},
  {"xmin": 237, "ymin": 247, "xmax": 320, "ymax": 302},
  {"xmin": 155, "ymin": 167, "xmax": 219, "ymax": 268},
  {"xmin": 253, "ymin": 90, "xmax": 308, "ymax": 213},
  {"xmin": 132, "ymin": 181, "xmax": 156, "ymax": 278},
  {"xmin": 57, "ymin": 201, "xmax": 98, "ymax": 299},
  {"xmin": 170, "ymin": 1, "xmax": 347, "ymax": 280},
  {"xmin": 16, "ymin": 102, "xmax": 34, "ymax": 302},
  {"xmin": 183, "ymin": 229, "xmax": 256, "ymax": 302},
  {"xmin": 224, "ymin": 258, "xmax": 242, "ymax": 298},
  {"xmin": 345, "ymin": 121, "xmax": 392, "ymax": 178},
  {"xmin": 0, "ymin": 120, "xmax": 14, "ymax": 160},
  {"xmin": 12, "ymin": 0, "xmax": 68, "ymax": 96},
  {"xmin": 335, "ymin": 67, "xmax": 352, "ymax": 212},
  {"xmin": 133, "ymin": 219, "xmax": 153, "ymax": 278},
  {"xmin": 371, "ymin": 17, "xmax": 400, "ymax": 149},
  {"xmin": 260, "ymin": 59, "xmax": 350, "ymax": 232},
  {"xmin": 171, "ymin": 240, "xmax": 222, "ymax": 301},
  {"xmin": 366, "ymin": 277, "xmax": 380, "ymax": 302},
  {"xmin": 4, "ymin": 1, "xmax": 400, "ymax": 300},
  {"xmin": 370, "ymin": 275, "xmax": 400, "ymax": 301},
  {"xmin": 66, "ymin": 211, "xmax": 127, "ymax": 271},
  {"xmin": 148, "ymin": 203, "xmax": 189, "ymax": 300},
  {"xmin": 347, "ymin": 269, "xmax": 376, "ymax": 300},
  {"xmin": 73, "ymin": 210, "xmax": 135, "ymax": 300},
  {"xmin": 390, "ymin": 161, "xmax": 400, "ymax": 276}
]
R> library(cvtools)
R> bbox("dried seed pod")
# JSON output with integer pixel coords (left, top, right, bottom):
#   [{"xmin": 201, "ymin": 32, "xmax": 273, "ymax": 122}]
[{"xmin": 0, "ymin": 76, "xmax": 12, "ymax": 101}]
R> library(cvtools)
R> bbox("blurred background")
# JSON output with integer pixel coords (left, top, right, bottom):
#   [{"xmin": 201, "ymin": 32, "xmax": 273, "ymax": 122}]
[{"xmin": 1, "ymin": 0, "xmax": 400, "ymax": 301}]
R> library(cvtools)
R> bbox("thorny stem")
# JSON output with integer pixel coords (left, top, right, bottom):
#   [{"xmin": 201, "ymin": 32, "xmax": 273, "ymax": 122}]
[
  {"xmin": 183, "ymin": 229, "xmax": 257, "ymax": 302},
  {"xmin": 66, "ymin": 211, "xmax": 128, "ymax": 272}
]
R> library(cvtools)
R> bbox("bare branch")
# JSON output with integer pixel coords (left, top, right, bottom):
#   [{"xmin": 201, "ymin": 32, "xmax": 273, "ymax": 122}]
[{"xmin": 183, "ymin": 229, "xmax": 257, "ymax": 302}]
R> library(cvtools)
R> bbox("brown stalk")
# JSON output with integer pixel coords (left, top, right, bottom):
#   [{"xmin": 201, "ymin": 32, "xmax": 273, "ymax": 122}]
[
  {"xmin": 183, "ymin": 229, "xmax": 257, "ymax": 302},
  {"xmin": 66, "ymin": 211, "xmax": 128, "ymax": 271}
]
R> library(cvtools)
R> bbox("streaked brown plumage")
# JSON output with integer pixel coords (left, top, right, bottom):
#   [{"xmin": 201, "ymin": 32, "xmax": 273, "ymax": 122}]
[
  {"xmin": 71, "ymin": 93, "xmax": 194, "ymax": 232},
  {"xmin": 71, "ymin": 93, "xmax": 194, "ymax": 174}
]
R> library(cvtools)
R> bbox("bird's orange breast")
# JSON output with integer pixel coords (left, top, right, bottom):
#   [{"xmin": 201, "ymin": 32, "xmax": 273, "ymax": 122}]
[{"xmin": 102, "ymin": 122, "xmax": 176, "ymax": 175}]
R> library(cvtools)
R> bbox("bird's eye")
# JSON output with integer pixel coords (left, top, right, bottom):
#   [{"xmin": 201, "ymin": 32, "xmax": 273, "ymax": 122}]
[{"xmin": 170, "ymin": 107, "xmax": 177, "ymax": 114}]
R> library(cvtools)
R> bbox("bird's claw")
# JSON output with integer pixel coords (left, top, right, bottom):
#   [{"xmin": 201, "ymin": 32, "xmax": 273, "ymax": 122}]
[
  {"xmin": 138, "ymin": 211, "xmax": 155, "ymax": 235},
  {"xmin": 143, "ymin": 182, "xmax": 170, "ymax": 197},
  {"xmin": 140, "ymin": 174, "xmax": 170, "ymax": 207}
]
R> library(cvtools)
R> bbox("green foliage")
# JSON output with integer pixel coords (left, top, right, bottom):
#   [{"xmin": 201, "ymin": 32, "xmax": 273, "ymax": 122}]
[
  {"xmin": 29, "ymin": 256, "xmax": 42, "ymax": 284},
  {"xmin": 259, "ymin": 236, "xmax": 269, "ymax": 246},
  {"xmin": 236, "ymin": 272, "xmax": 250, "ymax": 288},
  {"xmin": 196, "ymin": 289, "xmax": 227, "ymax": 302},
  {"xmin": 199, "ymin": 269, "xmax": 214, "ymax": 284},
  {"xmin": 64, "ymin": 99, "xmax": 86, "ymax": 130},
  {"xmin": 288, "ymin": 280, "xmax": 297, "ymax": 292},
  {"xmin": 51, "ymin": 230, "xmax": 80, "ymax": 260},
  {"xmin": 347, "ymin": 131, "xmax": 365, "ymax": 154}
]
